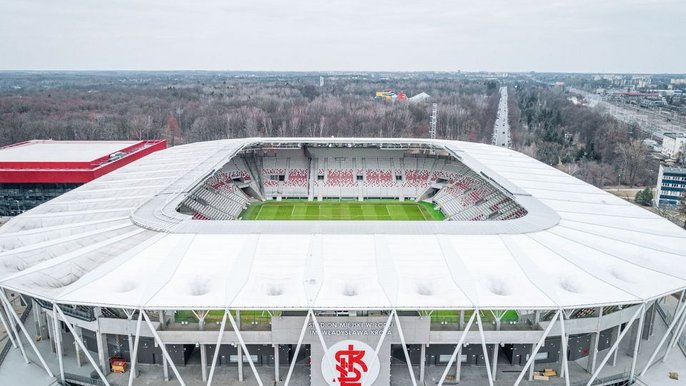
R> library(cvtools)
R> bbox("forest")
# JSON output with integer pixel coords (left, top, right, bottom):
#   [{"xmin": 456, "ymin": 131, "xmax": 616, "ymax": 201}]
[{"xmin": 0, "ymin": 72, "xmax": 655, "ymax": 187}]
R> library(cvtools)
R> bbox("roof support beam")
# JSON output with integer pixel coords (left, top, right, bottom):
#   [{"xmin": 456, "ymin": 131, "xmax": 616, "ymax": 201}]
[
  {"xmin": 284, "ymin": 310, "xmax": 312, "ymax": 386},
  {"xmin": 394, "ymin": 309, "xmax": 418, "ymax": 386},
  {"xmin": 630, "ymin": 303, "xmax": 647, "ymax": 384},
  {"xmin": 54, "ymin": 303, "xmax": 110, "ymax": 386},
  {"xmin": 128, "ymin": 310, "xmax": 143, "ymax": 386},
  {"xmin": 142, "ymin": 310, "xmax": 186, "ymax": 386},
  {"xmin": 476, "ymin": 311, "xmax": 495, "ymax": 386},
  {"xmin": 438, "ymin": 311, "xmax": 476, "ymax": 386},
  {"xmin": 559, "ymin": 310, "xmax": 571, "ymax": 386},
  {"xmin": 227, "ymin": 309, "xmax": 264, "ymax": 386},
  {"xmin": 0, "ymin": 301, "xmax": 17, "ymax": 348},
  {"xmin": 52, "ymin": 305, "xmax": 65, "ymax": 385},
  {"xmin": 514, "ymin": 310, "xmax": 561, "ymax": 386},
  {"xmin": 664, "ymin": 300, "xmax": 686, "ymax": 361},
  {"xmin": 361, "ymin": 310, "xmax": 395, "ymax": 385},
  {"xmin": 0, "ymin": 290, "xmax": 52, "ymax": 377},
  {"xmin": 310, "ymin": 309, "xmax": 341, "ymax": 382},
  {"xmin": 641, "ymin": 297, "xmax": 686, "ymax": 376},
  {"xmin": 206, "ymin": 309, "xmax": 228, "ymax": 386},
  {"xmin": 586, "ymin": 304, "xmax": 643, "ymax": 386},
  {"xmin": 1, "ymin": 295, "xmax": 27, "ymax": 363}
]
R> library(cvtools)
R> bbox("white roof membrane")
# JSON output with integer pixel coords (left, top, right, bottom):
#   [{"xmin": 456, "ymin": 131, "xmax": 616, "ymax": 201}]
[{"xmin": 0, "ymin": 137, "xmax": 684, "ymax": 310}]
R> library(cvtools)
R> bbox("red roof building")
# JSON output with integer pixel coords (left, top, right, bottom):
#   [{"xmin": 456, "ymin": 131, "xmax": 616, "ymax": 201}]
[{"xmin": 0, "ymin": 139, "xmax": 166, "ymax": 216}]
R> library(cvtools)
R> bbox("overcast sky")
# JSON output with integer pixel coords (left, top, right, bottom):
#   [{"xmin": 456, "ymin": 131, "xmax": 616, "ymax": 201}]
[{"xmin": 1, "ymin": 0, "xmax": 684, "ymax": 73}]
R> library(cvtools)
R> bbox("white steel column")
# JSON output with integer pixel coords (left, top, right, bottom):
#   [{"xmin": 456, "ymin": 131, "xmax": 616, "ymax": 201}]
[
  {"xmin": 393, "ymin": 310, "xmax": 418, "ymax": 386},
  {"xmin": 0, "ymin": 301, "xmax": 17, "ymax": 348},
  {"xmin": 476, "ymin": 312, "xmax": 495, "ymax": 386},
  {"xmin": 0, "ymin": 291, "xmax": 52, "ymax": 377},
  {"xmin": 309, "ymin": 310, "xmax": 339, "ymax": 380},
  {"xmin": 284, "ymin": 311, "xmax": 312, "ymax": 386},
  {"xmin": 673, "ymin": 290, "xmax": 685, "ymax": 321},
  {"xmin": 274, "ymin": 344, "xmax": 280, "ymax": 382},
  {"xmin": 122, "ymin": 309, "xmax": 136, "ymax": 372},
  {"xmin": 513, "ymin": 310, "xmax": 560, "ymax": 386},
  {"xmin": 54, "ymin": 304, "xmax": 110, "ymax": 386},
  {"xmin": 162, "ymin": 345, "xmax": 169, "ymax": 381},
  {"xmin": 128, "ymin": 311, "xmax": 143, "ymax": 386},
  {"xmin": 207, "ymin": 309, "xmax": 228, "ymax": 386},
  {"xmin": 586, "ymin": 305, "xmax": 642, "ymax": 386},
  {"xmin": 455, "ymin": 346, "xmax": 462, "ymax": 382},
  {"xmin": 610, "ymin": 325, "xmax": 620, "ymax": 366},
  {"xmin": 1, "ymin": 297, "xmax": 27, "ymax": 362},
  {"xmin": 670, "ymin": 308, "xmax": 686, "ymax": 350},
  {"xmin": 664, "ymin": 304, "xmax": 686, "ymax": 361},
  {"xmin": 559, "ymin": 311, "xmax": 571, "ymax": 386},
  {"xmin": 587, "ymin": 306, "xmax": 603, "ymax": 374},
  {"xmin": 361, "ymin": 311, "xmax": 395, "ymax": 385},
  {"xmin": 52, "ymin": 305, "xmax": 65, "ymax": 385},
  {"xmin": 438, "ymin": 312, "xmax": 476, "ymax": 386},
  {"xmin": 630, "ymin": 304, "xmax": 647, "ymax": 383},
  {"xmin": 142, "ymin": 310, "xmax": 186, "ymax": 386},
  {"xmin": 236, "ymin": 310, "xmax": 243, "ymax": 382},
  {"xmin": 74, "ymin": 326, "xmax": 84, "ymax": 367},
  {"xmin": 419, "ymin": 344, "xmax": 426, "ymax": 383},
  {"xmin": 492, "ymin": 343, "xmax": 499, "ymax": 381},
  {"xmin": 96, "ymin": 329, "xmax": 109, "ymax": 375},
  {"xmin": 193, "ymin": 310, "xmax": 210, "ymax": 382},
  {"xmin": 45, "ymin": 309, "xmax": 56, "ymax": 353},
  {"xmin": 227, "ymin": 310, "xmax": 264, "ymax": 386},
  {"xmin": 641, "ymin": 298, "xmax": 686, "ymax": 376}
]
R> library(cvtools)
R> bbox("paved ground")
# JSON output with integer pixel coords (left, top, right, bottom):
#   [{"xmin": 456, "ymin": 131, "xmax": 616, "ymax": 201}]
[{"xmin": 492, "ymin": 86, "xmax": 511, "ymax": 148}]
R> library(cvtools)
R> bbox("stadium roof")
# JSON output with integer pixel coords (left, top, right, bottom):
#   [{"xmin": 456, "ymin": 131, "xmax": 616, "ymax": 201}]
[
  {"xmin": 0, "ymin": 138, "xmax": 685, "ymax": 311},
  {"xmin": 0, "ymin": 139, "xmax": 167, "ymax": 183}
]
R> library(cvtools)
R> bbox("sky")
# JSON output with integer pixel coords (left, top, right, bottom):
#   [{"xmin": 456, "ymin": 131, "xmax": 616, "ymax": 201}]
[{"xmin": 0, "ymin": 0, "xmax": 684, "ymax": 73}]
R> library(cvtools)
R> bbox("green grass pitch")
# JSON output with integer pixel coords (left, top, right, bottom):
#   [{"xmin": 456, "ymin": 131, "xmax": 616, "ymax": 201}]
[{"xmin": 239, "ymin": 199, "xmax": 445, "ymax": 221}]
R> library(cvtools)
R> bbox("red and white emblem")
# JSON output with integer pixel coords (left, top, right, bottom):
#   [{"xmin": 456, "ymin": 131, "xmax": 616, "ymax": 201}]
[{"xmin": 322, "ymin": 340, "xmax": 380, "ymax": 386}]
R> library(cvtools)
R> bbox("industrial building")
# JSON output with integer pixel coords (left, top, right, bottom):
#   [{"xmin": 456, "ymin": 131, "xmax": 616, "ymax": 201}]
[
  {"xmin": 656, "ymin": 164, "xmax": 686, "ymax": 207},
  {"xmin": 0, "ymin": 139, "xmax": 166, "ymax": 216}
]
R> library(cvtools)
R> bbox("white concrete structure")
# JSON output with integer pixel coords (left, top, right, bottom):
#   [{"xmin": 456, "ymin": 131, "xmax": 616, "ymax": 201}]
[
  {"xmin": 1, "ymin": 137, "xmax": 686, "ymax": 386},
  {"xmin": 661, "ymin": 132, "xmax": 686, "ymax": 160}
]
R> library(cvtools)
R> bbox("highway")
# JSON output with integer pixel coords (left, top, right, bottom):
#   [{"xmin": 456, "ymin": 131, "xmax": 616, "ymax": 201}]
[{"xmin": 491, "ymin": 86, "xmax": 511, "ymax": 148}]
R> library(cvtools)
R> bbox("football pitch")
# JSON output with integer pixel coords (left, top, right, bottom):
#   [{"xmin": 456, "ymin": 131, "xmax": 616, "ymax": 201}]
[{"xmin": 240, "ymin": 200, "xmax": 445, "ymax": 221}]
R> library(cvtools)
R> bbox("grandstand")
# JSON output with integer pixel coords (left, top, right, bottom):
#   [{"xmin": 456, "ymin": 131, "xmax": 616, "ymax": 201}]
[
  {"xmin": 176, "ymin": 142, "xmax": 527, "ymax": 221},
  {"xmin": 0, "ymin": 138, "xmax": 685, "ymax": 386}
]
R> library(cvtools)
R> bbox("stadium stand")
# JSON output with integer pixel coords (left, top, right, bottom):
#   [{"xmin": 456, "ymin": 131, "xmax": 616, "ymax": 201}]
[{"xmin": 177, "ymin": 145, "xmax": 527, "ymax": 221}]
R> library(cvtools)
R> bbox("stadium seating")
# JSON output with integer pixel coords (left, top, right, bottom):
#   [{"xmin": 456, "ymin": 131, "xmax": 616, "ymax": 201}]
[
  {"xmin": 180, "ymin": 148, "xmax": 527, "ymax": 221},
  {"xmin": 179, "ymin": 170, "xmax": 251, "ymax": 220}
]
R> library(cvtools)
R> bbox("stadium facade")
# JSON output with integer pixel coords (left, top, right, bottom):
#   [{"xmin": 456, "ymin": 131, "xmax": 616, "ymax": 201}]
[{"xmin": 0, "ymin": 137, "xmax": 685, "ymax": 386}]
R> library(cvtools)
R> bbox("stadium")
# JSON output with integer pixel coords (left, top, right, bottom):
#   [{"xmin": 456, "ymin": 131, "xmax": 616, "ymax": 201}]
[{"xmin": 0, "ymin": 137, "xmax": 685, "ymax": 386}]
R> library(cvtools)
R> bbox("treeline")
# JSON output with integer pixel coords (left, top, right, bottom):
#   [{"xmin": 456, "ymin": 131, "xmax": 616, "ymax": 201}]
[
  {"xmin": 0, "ymin": 74, "xmax": 499, "ymax": 148},
  {"xmin": 509, "ymin": 82, "xmax": 656, "ymax": 187}
]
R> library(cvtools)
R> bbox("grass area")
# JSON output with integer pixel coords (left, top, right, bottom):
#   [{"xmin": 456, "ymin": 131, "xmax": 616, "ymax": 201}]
[
  {"xmin": 175, "ymin": 310, "xmax": 274, "ymax": 324},
  {"xmin": 174, "ymin": 310, "xmax": 518, "ymax": 325},
  {"xmin": 239, "ymin": 199, "xmax": 444, "ymax": 221},
  {"xmin": 431, "ymin": 310, "xmax": 519, "ymax": 323}
]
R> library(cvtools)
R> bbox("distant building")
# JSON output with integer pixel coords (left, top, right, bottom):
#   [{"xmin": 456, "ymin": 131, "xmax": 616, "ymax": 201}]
[
  {"xmin": 0, "ymin": 139, "xmax": 166, "ymax": 216},
  {"xmin": 375, "ymin": 90, "xmax": 407, "ymax": 101},
  {"xmin": 656, "ymin": 165, "xmax": 686, "ymax": 207},
  {"xmin": 661, "ymin": 132, "xmax": 686, "ymax": 160},
  {"xmin": 408, "ymin": 92, "xmax": 431, "ymax": 103}
]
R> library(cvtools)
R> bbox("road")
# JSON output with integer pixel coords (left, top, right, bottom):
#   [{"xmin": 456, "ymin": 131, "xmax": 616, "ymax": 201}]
[{"xmin": 491, "ymin": 86, "xmax": 511, "ymax": 148}]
